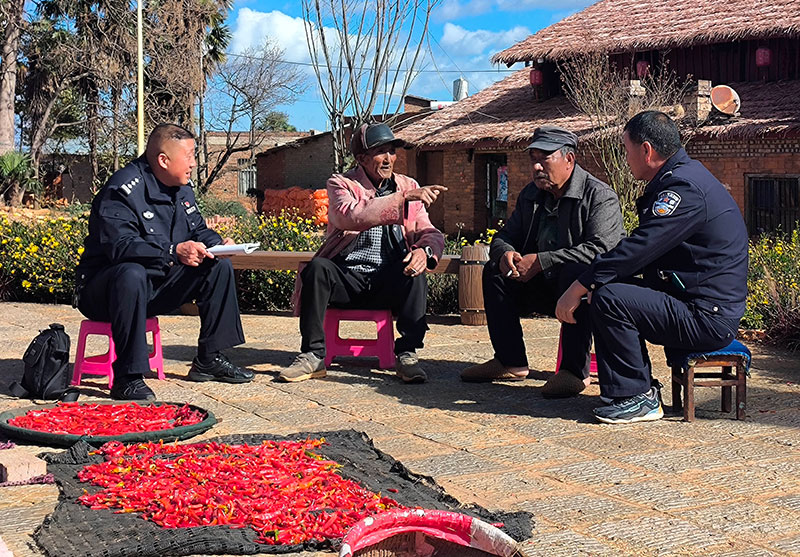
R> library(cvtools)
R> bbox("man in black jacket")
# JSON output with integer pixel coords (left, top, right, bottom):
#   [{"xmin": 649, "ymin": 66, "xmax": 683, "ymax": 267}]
[
  {"xmin": 556, "ymin": 111, "xmax": 748, "ymax": 424},
  {"xmin": 75, "ymin": 124, "xmax": 253, "ymax": 401},
  {"xmin": 461, "ymin": 126, "xmax": 625, "ymax": 397}
]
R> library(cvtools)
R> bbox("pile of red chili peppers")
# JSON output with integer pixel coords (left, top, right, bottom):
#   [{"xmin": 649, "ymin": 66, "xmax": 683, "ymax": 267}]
[
  {"xmin": 77, "ymin": 439, "xmax": 403, "ymax": 545},
  {"xmin": 8, "ymin": 402, "xmax": 205, "ymax": 436}
]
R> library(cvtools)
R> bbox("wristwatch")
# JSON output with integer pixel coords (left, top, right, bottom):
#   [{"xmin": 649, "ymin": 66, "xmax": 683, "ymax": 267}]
[{"xmin": 421, "ymin": 245, "xmax": 435, "ymax": 268}]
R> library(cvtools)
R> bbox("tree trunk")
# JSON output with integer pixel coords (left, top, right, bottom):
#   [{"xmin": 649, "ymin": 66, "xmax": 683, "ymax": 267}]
[
  {"xmin": 111, "ymin": 86, "xmax": 120, "ymax": 171},
  {"xmin": 86, "ymin": 81, "xmax": 99, "ymax": 186},
  {"xmin": 0, "ymin": 0, "xmax": 24, "ymax": 155}
]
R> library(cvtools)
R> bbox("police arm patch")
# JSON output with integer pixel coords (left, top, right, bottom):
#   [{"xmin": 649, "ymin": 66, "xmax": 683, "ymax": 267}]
[{"xmin": 653, "ymin": 190, "xmax": 681, "ymax": 216}]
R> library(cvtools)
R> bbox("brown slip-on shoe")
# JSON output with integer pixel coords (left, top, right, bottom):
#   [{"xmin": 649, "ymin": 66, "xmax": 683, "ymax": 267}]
[
  {"xmin": 541, "ymin": 370, "xmax": 587, "ymax": 398},
  {"xmin": 460, "ymin": 358, "xmax": 529, "ymax": 383}
]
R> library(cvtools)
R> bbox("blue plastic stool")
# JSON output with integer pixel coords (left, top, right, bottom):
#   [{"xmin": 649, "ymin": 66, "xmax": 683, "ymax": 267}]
[{"xmin": 666, "ymin": 340, "xmax": 751, "ymax": 422}]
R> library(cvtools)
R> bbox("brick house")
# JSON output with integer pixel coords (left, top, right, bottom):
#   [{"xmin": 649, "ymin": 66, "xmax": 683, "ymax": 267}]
[
  {"xmin": 255, "ymin": 94, "xmax": 438, "ymax": 196},
  {"xmin": 256, "ymin": 131, "xmax": 336, "ymax": 192},
  {"xmin": 395, "ymin": 0, "xmax": 800, "ymax": 235},
  {"xmin": 204, "ymin": 130, "xmax": 310, "ymax": 203}
]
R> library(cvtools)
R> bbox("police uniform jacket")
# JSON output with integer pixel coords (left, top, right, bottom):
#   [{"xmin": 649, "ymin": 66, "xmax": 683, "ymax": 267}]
[
  {"xmin": 578, "ymin": 148, "xmax": 748, "ymax": 318},
  {"xmin": 489, "ymin": 164, "xmax": 625, "ymax": 280},
  {"xmin": 77, "ymin": 156, "xmax": 221, "ymax": 283}
]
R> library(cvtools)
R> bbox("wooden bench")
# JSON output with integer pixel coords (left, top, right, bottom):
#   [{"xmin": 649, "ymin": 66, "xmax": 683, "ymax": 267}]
[
  {"xmin": 228, "ymin": 250, "xmax": 483, "ymax": 324},
  {"xmin": 229, "ymin": 251, "xmax": 460, "ymax": 274}
]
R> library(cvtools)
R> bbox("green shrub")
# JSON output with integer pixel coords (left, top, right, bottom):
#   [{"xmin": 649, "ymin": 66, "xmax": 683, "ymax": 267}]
[
  {"xmin": 745, "ymin": 229, "xmax": 800, "ymax": 348},
  {"xmin": 209, "ymin": 211, "xmax": 324, "ymax": 312},
  {"xmin": 196, "ymin": 195, "xmax": 250, "ymax": 218},
  {"xmin": 0, "ymin": 213, "xmax": 87, "ymax": 302}
]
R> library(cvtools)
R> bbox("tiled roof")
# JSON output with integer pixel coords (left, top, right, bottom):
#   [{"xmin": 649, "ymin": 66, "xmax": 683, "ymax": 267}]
[{"xmin": 493, "ymin": 0, "xmax": 800, "ymax": 65}]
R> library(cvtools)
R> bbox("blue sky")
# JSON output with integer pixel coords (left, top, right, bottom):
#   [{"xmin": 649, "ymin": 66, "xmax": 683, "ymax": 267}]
[{"xmin": 225, "ymin": 0, "xmax": 594, "ymax": 131}]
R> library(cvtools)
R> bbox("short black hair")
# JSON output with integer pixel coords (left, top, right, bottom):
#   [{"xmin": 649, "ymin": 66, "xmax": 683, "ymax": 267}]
[
  {"xmin": 623, "ymin": 111, "xmax": 681, "ymax": 159},
  {"xmin": 146, "ymin": 123, "xmax": 194, "ymax": 152}
]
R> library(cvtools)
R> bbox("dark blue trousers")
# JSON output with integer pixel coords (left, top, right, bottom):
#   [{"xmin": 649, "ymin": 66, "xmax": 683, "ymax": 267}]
[
  {"xmin": 483, "ymin": 260, "xmax": 592, "ymax": 378},
  {"xmin": 78, "ymin": 258, "xmax": 245, "ymax": 379},
  {"xmin": 589, "ymin": 283, "xmax": 739, "ymax": 398}
]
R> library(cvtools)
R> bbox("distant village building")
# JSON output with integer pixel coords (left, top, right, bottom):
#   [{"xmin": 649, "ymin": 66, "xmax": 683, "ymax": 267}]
[
  {"xmin": 396, "ymin": 0, "xmax": 800, "ymax": 235},
  {"xmin": 204, "ymin": 130, "xmax": 310, "ymax": 203},
  {"xmin": 255, "ymin": 95, "xmax": 440, "ymax": 204}
]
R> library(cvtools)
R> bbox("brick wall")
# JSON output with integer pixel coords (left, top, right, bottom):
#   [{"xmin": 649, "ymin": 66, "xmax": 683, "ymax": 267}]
[
  {"xmin": 257, "ymin": 134, "xmax": 336, "ymax": 193},
  {"xmin": 205, "ymin": 131, "xmax": 309, "ymax": 205},
  {"xmin": 257, "ymin": 150, "xmax": 286, "ymax": 190},
  {"xmin": 283, "ymin": 134, "xmax": 336, "ymax": 189},
  {"xmin": 440, "ymin": 150, "xmax": 477, "ymax": 233},
  {"xmin": 686, "ymin": 136, "xmax": 800, "ymax": 217}
]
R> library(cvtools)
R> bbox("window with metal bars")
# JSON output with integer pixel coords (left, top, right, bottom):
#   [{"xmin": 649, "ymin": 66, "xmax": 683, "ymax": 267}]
[
  {"xmin": 237, "ymin": 159, "xmax": 256, "ymax": 197},
  {"xmin": 748, "ymin": 175, "xmax": 800, "ymax": 235}
]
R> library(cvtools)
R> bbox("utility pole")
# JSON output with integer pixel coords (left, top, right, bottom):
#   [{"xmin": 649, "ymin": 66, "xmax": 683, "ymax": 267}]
[{"xmin": 136, "ymin": 0, "xmax": 145, "ymax": 155}]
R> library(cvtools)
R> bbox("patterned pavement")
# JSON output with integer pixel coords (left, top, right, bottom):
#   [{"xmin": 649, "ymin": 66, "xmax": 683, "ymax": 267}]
[{"xmin": 1, "ymin": 302, "xmax": 799, "ymax": 556}]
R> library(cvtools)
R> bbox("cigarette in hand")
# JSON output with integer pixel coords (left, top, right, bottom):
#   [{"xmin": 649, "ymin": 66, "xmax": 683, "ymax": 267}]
[{"xmin": 506, "ymin": 269, "xmax": 513, "ymax": 277}]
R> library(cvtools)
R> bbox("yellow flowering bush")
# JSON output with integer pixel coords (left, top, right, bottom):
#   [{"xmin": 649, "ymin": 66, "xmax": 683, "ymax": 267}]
[
  {"xmin": 211, "ymin": 211, "xmax": 324, "ymax": 311},
  {"xmin": 0, "ymin": 213, "xmax": 87, "ymax": 303},
  {"xmin": 744, "ymin": 230, "xmax": 800, "ymax": 346}
]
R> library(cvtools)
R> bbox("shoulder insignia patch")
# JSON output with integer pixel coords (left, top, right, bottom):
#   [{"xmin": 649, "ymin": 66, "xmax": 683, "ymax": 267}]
[
  {"xmin": 653, "ymin": 190, "xmax": 681, "ymax": 217},
  {"xmin": 118, "ymin": 176, "xmax": 141, "ymax": 196}
]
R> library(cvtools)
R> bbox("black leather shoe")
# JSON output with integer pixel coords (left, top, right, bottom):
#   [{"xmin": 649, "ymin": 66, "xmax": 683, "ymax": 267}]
[
  {"xmin": 187, "ymin": 353, "xmax": 254, "ymax": 384},
  {"xmin": 110, "ymin": 377, "xmax": 156, "ymax": 401}
]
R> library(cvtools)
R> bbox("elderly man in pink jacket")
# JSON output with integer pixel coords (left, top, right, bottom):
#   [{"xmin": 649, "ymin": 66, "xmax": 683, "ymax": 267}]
[{"xmin": 282, "ymin": 123, "xmax": 447, "ymax": 384}]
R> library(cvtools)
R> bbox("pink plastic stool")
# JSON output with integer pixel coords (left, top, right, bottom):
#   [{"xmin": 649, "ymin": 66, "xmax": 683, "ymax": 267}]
[
  {"xmin": 72, "ymin": 318, "xmax": 165, "ymax": 389},
  {"xmin": 323, "ymin": 309, "xmax": 396, "ymax": 369},
  {"xmin": 555, "ymin": 325, "xmax": 597, "ymax": 376}
]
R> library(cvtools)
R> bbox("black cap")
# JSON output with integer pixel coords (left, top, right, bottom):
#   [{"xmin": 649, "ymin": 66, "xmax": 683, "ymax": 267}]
[
  {"xmin": 351, "ymin": 123, "xmax": 406, "ymax": 156},
  {"xmin": 526, "ymin": 125, "xmax": 578, "ymax": 151}
]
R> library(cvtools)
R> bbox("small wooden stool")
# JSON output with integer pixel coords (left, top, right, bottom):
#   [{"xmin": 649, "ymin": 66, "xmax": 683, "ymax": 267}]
[{"xmin": 667, "ymin": 340, "xmax": 751, "ymax": 422}]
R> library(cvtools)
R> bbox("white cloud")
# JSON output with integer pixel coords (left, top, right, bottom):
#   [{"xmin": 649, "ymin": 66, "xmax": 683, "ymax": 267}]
[
  {"xmin": 440, "ymin": 22, "xmax": 531, "ymax": 57},
  {"xmin": 229, "ymin": 8, "xmax": 311, "ymax": 64},
  {"xmin": 435, "ymin": 0, "xmax": 494, "ymax": 21},
  {"xmin": 435, "ymin": 0, "xmax": 594, "ymax": 21},
  {"xmin": 496, "ymin": 0, "xmax": 594, "ymax": 10}
]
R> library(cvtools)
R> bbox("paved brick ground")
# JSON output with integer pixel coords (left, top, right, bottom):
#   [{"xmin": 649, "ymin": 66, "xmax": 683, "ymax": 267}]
[{"xmin": 1, "ymin": 303, "xmax": 799, "ymax": 556}]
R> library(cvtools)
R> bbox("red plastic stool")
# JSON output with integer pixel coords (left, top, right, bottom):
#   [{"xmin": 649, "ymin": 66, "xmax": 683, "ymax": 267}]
[
  {"xmin": 72, "ymin": 318, "xmax": 165, "ymax": 389},
  {"xmin": 323, "ymin": 309, "xmax": 396, "ymax": 369},
  {"xmin": 555, "ymin": 325, "xmax": 597, "ymax": 376}
]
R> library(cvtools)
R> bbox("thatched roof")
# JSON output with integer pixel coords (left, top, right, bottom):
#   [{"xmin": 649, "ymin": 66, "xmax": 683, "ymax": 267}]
[
  {"xmin": 396, "ymin": 71, "xmax": 800, "ymax": 148},
  {"xmin": 396, "ymin": 68, "xmax": 590, "ymax": 149},
  {"xmin": 493, "ymin": 0, "xmax": 800, "ymax": 65},
  {"xmin": 701, "ymin": 80, "xmax": 800, "ymax": 138}
]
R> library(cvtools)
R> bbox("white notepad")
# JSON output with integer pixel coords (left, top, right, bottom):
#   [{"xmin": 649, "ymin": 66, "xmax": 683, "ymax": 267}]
[{"xmin": 207, "ymin": 242, "xmax": 260, "ymax": 255}]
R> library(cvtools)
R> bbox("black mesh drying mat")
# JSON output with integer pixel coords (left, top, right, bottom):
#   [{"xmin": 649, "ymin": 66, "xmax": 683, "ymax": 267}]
[{"xmin": 35, "ymin": 430, "xmax": 533, "ymax": 557}]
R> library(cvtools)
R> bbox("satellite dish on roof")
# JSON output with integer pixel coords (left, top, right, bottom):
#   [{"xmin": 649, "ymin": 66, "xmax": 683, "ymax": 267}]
[{"xmin": 710, "ymin": 85, "xmax": 741, "ymax": 116}]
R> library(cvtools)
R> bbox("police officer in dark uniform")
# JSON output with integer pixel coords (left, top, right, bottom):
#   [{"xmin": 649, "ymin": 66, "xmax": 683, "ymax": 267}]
[
  {"xmin": 556, "ymin": 111, "xmax": 748, "ymax": 424},
  {"xmin": 75, "ymin": 123, "xmax": 253, "ymax": 401}
]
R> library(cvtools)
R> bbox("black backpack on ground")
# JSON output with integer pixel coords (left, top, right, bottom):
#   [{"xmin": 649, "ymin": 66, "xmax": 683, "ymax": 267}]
[{"xmin": 10, "ymin": 323, "xmax": 79, "ymax": 401}]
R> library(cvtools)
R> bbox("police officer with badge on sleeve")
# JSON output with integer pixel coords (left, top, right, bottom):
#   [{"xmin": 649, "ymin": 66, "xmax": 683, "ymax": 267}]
[
  {"xmin": 75, "ymin": 123, "xmax": 253, "ymax": 401},
  {"xmin": 556, "ymin": 111, "xmax": 748, "ymax": 424}
]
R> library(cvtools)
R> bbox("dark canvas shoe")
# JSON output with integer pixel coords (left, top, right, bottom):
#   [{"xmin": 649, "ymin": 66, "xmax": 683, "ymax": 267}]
[
  {"xmin": 396, "ymin": 351, "xmax": 427, "ymax": 384},
  {"xmin": 110, "ymin": 377, "xmax": 156, "ymax": 401},
  {"xmin": 593, "ymin": 386, "xmax": 664, "ymax": 424},
  {"xmin": 188, "ymin": 354, "xmax": 254, "ymax": 384},
  {"xmin": 279, "ymin": 352, "xmax": 326, "ymax": 382}
]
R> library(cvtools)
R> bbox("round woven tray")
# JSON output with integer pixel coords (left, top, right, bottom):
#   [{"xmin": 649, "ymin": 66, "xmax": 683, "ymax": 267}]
[{"xmin": 0, "ymin": 401, "xmax": 216, "ymax": 447}]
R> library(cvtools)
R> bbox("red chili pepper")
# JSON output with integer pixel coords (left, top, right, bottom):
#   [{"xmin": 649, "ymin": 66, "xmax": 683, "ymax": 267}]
[
  {"xmin": 9, "ymin": 403, "xmax": 205, "ymax": 436},
  {"xmin": 76, "ymin": 439, "xmax": 402, "ymax": 544}
]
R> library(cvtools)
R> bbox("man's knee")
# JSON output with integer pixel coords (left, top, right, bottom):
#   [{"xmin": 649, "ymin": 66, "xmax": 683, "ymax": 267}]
[
  {"xmin": 301, "ymin": 257, "xmax": 334, "ymax": 284},
  {"xmin": 112, "ymin": 263, "xmax": 148, "ymax": 294}
]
